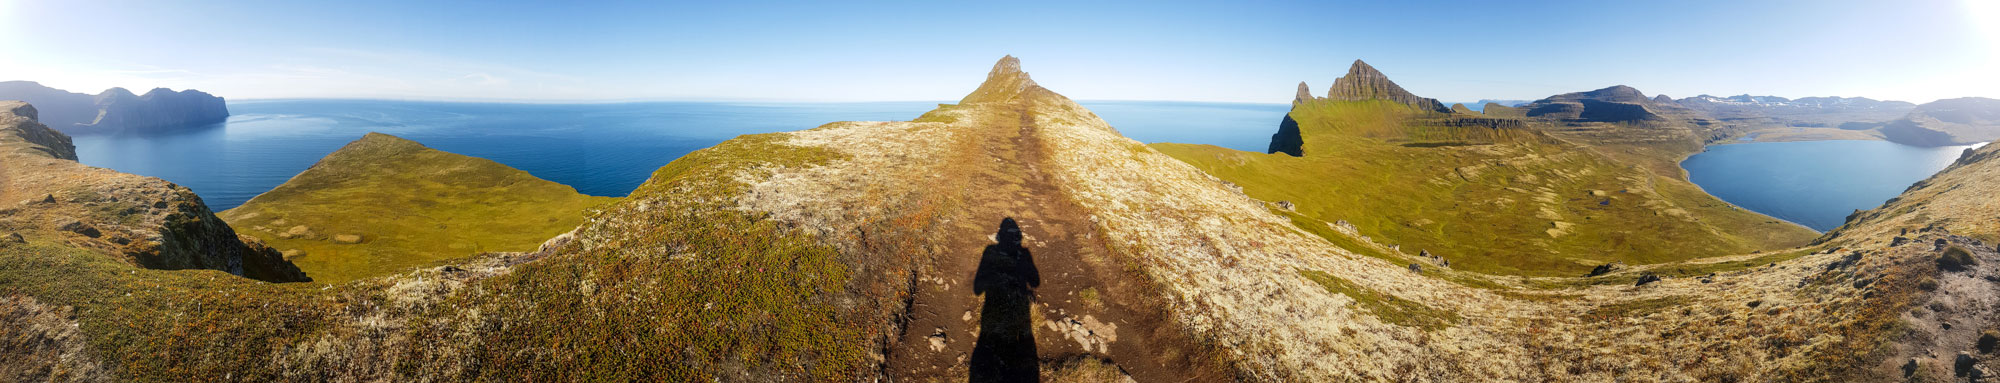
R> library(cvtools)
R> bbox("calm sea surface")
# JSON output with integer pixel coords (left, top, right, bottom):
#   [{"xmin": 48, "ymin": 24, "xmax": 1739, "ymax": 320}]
[
  {"xmin": 1681, "ymin": 140, "xmax": 1984, "ymax": 231},
  {"xmin": 70, "ymin": 99, "xmax": 1288, "ymax": 210}
]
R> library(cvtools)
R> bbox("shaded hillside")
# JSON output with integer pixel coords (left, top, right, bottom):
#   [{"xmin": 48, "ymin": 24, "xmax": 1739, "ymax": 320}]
[
  {"xmin": 1878, "ymin": 97, "xmax": 2000, "ymax": 146},
  {"xmin": 219, "ymin": 133, "xmax": 616, "ymax": 283},
  {"xmin": 0, "ymin": 81, "xmax": 228, "ymax": 133},
  {"xmin": 1520, "ymin": 85, "xmax": 1665, "ymax": 123}
]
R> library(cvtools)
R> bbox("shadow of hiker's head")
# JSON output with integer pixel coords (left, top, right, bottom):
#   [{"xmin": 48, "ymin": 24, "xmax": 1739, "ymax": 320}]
[{"xmin": 997, "ymin": 218, "xmax": 1023, "ymax": 246}]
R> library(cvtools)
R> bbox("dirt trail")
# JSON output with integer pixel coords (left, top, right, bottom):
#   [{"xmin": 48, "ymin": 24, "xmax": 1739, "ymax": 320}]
[{"xmin": 885, "ymin": 98, "xmax": 1227, "ymax": 382}]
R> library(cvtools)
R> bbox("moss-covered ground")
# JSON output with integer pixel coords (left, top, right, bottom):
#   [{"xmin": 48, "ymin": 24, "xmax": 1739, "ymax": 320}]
[{"xmin": 220, "ymin": 133, "xmax": 616, "ymax": 283}]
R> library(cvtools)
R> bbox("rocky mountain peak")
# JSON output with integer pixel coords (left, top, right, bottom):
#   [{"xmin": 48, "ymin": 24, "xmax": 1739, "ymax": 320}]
[
  {"xmin": 1324, "ymin": 59, "xmax": 1451, "ymax": 113},
  {"xmin": 1294, "ymin": 82, "xmax": 1314, "ymax": 105},
  {"xmin": 960, "ymin": 55, "xmax": 1042, "ymax": 104}
]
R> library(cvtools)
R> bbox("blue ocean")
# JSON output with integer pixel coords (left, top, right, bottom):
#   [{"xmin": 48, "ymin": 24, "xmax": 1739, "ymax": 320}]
[{"xmin": 69, "ymin": 100, "xmax": 1288, "ymax": 210}]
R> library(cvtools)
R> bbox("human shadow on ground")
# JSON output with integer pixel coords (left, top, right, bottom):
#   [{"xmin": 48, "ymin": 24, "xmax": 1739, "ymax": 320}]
[{"xmin": 969, "ymin": 217, "xmax": 1041, "ymax": 383}]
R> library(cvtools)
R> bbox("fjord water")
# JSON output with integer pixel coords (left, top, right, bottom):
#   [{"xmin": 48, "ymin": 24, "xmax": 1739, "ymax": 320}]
[
  {"xmin": 1681, "ymin": 140, "xmax": 1983, "ymax": 231},
  {"xmin": 70, "ymin": 99, "xmax": 1286, "ymax": 210}
]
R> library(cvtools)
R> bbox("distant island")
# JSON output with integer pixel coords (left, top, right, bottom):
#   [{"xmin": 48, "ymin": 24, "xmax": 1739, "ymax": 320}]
[{"xmin": 0, "ymin": 81, "xmax": 228, "ymax": 134}]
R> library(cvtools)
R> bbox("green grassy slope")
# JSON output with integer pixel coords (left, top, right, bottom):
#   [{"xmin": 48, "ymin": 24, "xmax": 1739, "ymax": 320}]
[
  {"xmin": 1153, "ymin": 100, "xmax": 1817, "ymax": 276},
  {"xmin": 220, "ymin": 133, "xmax": 615, "ymax": 283},
  {"xmin": 0, "ymin": 131, "xmax": 893, "ymax": 381}
]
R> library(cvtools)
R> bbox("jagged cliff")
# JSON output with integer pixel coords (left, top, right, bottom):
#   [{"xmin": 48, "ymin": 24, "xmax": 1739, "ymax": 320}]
[
  {"xmin": 0, "ymin": 81, "xmax": 229, "ymax": 133},
  {"xmin": 0, "ymin": 58, "xmax": 1994, "ymax": 382},
  {"xmin": 1324, "ymin": 60, "xmax": 1452, "ymax": 113}
]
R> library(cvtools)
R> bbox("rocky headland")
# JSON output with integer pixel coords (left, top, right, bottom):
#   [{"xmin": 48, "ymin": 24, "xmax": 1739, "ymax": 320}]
[{"xmin": 0, "ymin": 81, "xmax": 229, "ymax": 133}]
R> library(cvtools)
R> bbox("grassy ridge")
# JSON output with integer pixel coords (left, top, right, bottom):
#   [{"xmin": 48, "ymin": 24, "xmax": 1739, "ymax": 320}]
[
  {"xmin": 1154, "ymin": 100, "xmax": 1817, "ymax": 276},
  {"xmin": 0, "ymin": 132, "xmax": 882, "ymax": 381},
  {"xmin": 221, "ymin": 133, "xmax": 616, "ymax": 283}
]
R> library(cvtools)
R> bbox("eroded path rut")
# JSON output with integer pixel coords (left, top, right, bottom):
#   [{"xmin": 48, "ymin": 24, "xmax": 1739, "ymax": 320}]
[{"xmin": 885, "ymin": 99, "xmax": 1227, "ymax": 382}]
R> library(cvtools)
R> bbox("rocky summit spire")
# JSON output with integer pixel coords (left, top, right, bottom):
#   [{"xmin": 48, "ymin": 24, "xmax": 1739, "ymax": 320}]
[
  {"xmin": 1294, "ymin": 82, "xmax": 1315, "ymax": 105},
  {"xmin": 960, "ymin": 55, "xmax": 1041, "ymax": 104},
  {"xmin": 1324, "ymin": 59, "xmax": 1451, "ymax": 113}
]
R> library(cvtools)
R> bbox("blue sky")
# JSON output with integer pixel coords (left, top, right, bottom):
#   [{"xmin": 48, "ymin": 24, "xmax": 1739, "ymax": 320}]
[{"xmin": 1, "ymin": 0, "xmax": 1995, "ymax": 104}]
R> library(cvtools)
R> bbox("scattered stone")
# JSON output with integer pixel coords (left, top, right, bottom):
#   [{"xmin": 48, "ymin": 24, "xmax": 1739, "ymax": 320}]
[
  {"xmin": 1698, "ymin": 273, "xmax": 1715, "ymax": 284},
  {"xmin": 1407, "ymin": 263, "xmax": 1422, "ymax": 273},
  {"xmin": 1274, "ymin": 200, "xmax": 1295, "ymax": 211},
  {"xmin": 1892, "ymin": 236, "xmax": 1911, "ymax": 247},
  {"xmin": 1747, "ymin": 300, "xmax": 1762, "ymax": 308},
  {"xmin": 1587, "ymin": 189, "xmax": 1607, "ymax": 197},
  {"xmin": 1972, "ymin": 365, "xmax": 1989, "ymax": 382},
  {"xmin": 1980, "ymin": 330, "xmax": 1998, "ymax": 353},
  {"xmin": 1957, "ymin": 352, "xmax": 1976, "ymax": 377},
  {"xmin": 1940, "ymin": 246, "xmax": 1978, "ymax": 272},
  {"xmin": 1588, "ymin": 262, "xmax": 1621, "ymax": 277},
  {"xmin": 1904, "ymin": 358, "xmax": 1920, "ymax": 377},
  {"xmin": 280, "ymin": 249, "xmax": 305, "ymax": 258},
  {"xmin": 38, "ymin": 194, "xmax": 55, "ymax": 204},
  {"xmin": 927, "ymin": 328, "xmax": 948, "ymax": 352},
  {"xmin": 59, "ymin": 220, "xmax": 101, "ymax": 238},
  {"xmin": 1634, "ymin": 272, "xmax": 1661, "ymax": 286},
  {"xmin": 332, "ymin": 234, "xmax": 363, "ymax": 244},
  {"xmin": 1935, "ymin": 238, "xmax": 1951, "ymax": 251}
]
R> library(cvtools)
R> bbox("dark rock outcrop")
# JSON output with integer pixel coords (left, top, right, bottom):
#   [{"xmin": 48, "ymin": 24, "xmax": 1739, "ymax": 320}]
[
  {"xmin": 1268, "ymin": 114, "xmax": 1304, "ymax": 156},
  {"xmin": 0, "ymin": 101, "xmax": 305, "ymax": 282},
  {"xmin": 0, "ymin": 81, "xmax": 228, "ymax": 134},
  {"xmin": 1324, "ymin": 60, "xmax": 1451, "ymax": 113}
]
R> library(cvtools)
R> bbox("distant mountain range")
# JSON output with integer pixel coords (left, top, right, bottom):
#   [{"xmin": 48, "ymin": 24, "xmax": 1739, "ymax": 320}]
[
  {"xmin": 1453, "ymin": 86, "xmax": 1997, "ymax": 146},
  {"xmin": 0, "ymin": 81, "xmax": 228, "ymax": 133}
]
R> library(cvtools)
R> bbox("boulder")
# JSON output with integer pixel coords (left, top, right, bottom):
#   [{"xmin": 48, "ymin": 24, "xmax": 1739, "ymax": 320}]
[
  {"xmin": 332, "ymin": 234, "xmax": 363, "ymax": 244},
  {"xmin": 1407, "ymin": 263, "xmax": 1422, "ymax": 273},
  {"xmin": 1634, "ymin": 272, "xmax": 1661, "ymax": 286},
  {"xmin": 1979, "ymin": 330, "xmax": 1998, "ymax": 353},
  {"xmin": 1939, "ymin": 245, "xmax": 1977, "ymax": 272},
  {"xmin": 59, "ymin": 220, "xmax": 101, "ymax": 238},
  {"xmin": 1588, "ymin": 262, "xmax": 1621, "ymax": 277},
  {"xmin": 1957, "ymin": 352, "xmax": 1976, "ymax": 377}
]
